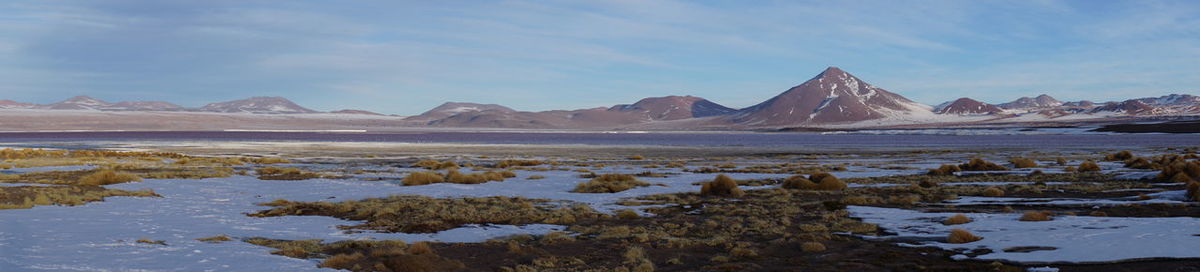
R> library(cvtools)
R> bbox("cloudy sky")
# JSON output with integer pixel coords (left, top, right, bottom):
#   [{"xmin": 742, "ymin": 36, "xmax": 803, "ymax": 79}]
[{"xmin": 1, "ymin": 0, "xmax": 1197, "ymax": 115}]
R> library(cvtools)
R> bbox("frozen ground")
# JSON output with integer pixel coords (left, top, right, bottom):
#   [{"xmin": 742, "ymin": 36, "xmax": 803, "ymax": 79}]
[
  {"xmin": 0, "ymin": 168, "xmax": 788, "ymax": 271},
  {"xmin": 849, "ymin": 205, "xmax": 1200, "ymax": 264}
]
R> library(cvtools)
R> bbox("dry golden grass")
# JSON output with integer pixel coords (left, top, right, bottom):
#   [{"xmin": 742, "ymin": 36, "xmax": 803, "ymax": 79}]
[
  {"xmin": 319, "ymin": 253, "xmax": 364, "ymax": 269},
  {"xmin": 960, "ymin": 158, "xmax": 1009, "ymax": 171},
  {"xmin": 943, "ymin": 214, "xmax": 972, "ymax": 225},
  {"xmin": 251, "ymin": 195, "xmax": 601, "ymax": 233},
  {"xmin": 256, "ymin": 167, "xmax": 325, "ymax": 180},
  {"xmin": 78, "ymin": 169, "xmax": 142, "ymax": 186},
  {"xmin": 1187, "ymin": 181, "xmax": 1200, "ymax": 202},
  {"xmin": 409, "ymin": 241, "xmax": 435, "ymax": 255},
  {"xmin": 0, "ymin": 185, "xmax": 158, "ymax": 209},
  {"xmin": 782, "ymin": 173, "xmax": 845, "ymax": 191},
  {"xmin": 401, "ymin": 169, "xmax": 514, "ymax": 186},
  {"xmin": 413, "ymin": 160, "xmax": 459, "ymax": 170},
  {"xmin": 527, "ymin": 175, "xmax": 546, "ymax": 180},
  {"xmin": 1009, "ymin": 158, "xmax": 1038, "ymax": 168},
  {"xmin": 1077, "ymin": 161, "xmax": 1102, "ymax": 172},
  {"xmin": 927, "ymin": 164, "xmax": 962, "ymax": 176},
  {"xmin": 627, "ymin": 155, "xmax": 646, "ymax": 160},
  {"xmin": 615, "ymin": 209, "xmax": 640, "ymax": 220},
  {"xmin": 947, "ymin": 229, "xmax": 982, "ymax": 244},
  {"xmin": 1157, "ymin": 161, "xmax": 1200, "ymax": 183},
  {"xmin": 196, "ymin": 235, "xmax": 233, "ymax": 243},
  {"xmin": 800, "ymin": 242, "xmax": 826, "ymax": 252},
  {"xmin": 699, "ymin": 174, "xmax": 745, "ymax": 197},
  {"xmin": 1105, "ymin": 150, "xmax": 1135, "ymax": 161},
  {"xmin": 136, "ymin": 239, "xmax": 167, "ymax": 246},
  {"xmin": 1124, "ymin": 158, "xmax": 1153, "ymax": 169},
  {"xmin": 248, "ymin": 238, "xmax": 466, "ymax": 272},
  {"xmin": 981, "ymin": 187, "xmax": 1005, "ymax": 197},
  {"xmin": 403, "ymin": 171, "xmax": 446, "ymax": 186},
  {"xmin": 1019, "ymin": 211, "xmax": 1053, "ymax": 222},
  {"xmin": 495, "ymin": 159, "xmax": 544, "ymax": 168},
  {"xmin": 572, "ymin": 174, "xmax": 650, "ymax": 193},
  {"xmin": 445, "ymin": 169, "xmax": 505, "ymax": 184}
]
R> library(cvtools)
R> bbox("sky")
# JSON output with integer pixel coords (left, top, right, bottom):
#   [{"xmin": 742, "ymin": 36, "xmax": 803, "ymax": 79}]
[{"xmin": 0, "ymin": 0, "xmax": 1197, "ymax": 115}]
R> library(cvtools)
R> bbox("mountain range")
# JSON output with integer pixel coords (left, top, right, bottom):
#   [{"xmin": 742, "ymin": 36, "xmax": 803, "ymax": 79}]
[{"xmin": 1, "ymin": 67, "xmax": 1197, "ymax": 131}]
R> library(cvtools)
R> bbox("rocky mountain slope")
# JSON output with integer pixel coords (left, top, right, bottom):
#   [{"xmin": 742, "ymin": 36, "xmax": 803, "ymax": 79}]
[
  {"xmin": 934, "ymin": 98, "xmax": 1004, "ymax": 115},
  {"xmin": 728, "ymin": 67, "xmax": 936, "ymax": 126},
  {"xmin": 1, "ymin": 67, "xmax": 1196, "ymax": 131}
]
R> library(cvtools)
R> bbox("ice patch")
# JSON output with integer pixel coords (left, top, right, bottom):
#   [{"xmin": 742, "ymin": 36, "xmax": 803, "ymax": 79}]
[{"xmin": 849, "ymin": 205, "xmax": 1200, "ymax": 263}]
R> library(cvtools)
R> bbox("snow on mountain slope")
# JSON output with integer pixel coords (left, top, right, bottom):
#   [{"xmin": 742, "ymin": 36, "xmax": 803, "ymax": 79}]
[
  {"xmin": 934, "ymin": 98, "xmax": 1003, "ymax": 115},
  {"xmin": 199, "ymin": 97, "xmax": 317, "ymax": 114},
  {"xmin": 44, "ymin": 96, "xmax": 113, "ymax": 110},
  {"xmin": 729, "ymin": 67, "xmax": 940, "ymax": 127},
  {"xmin": 608, "ymin": 95, "xmax": 735, "ymax": 121},
  {"xmin": 106, "ymin": 101, "xmax": 186, "ymax": 111},
  {"xmin": 998, "ymin": 94, "xmax": 1062, "ymax": 110},
  {"xmin": 0, "ymin": 99, "xmax": 37, "ymax": 109}
]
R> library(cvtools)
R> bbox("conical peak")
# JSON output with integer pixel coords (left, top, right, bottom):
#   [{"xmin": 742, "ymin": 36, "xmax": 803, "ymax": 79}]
[{"xmin": 814, "ymin": 66, "xmax": 848, "ymax": 79}]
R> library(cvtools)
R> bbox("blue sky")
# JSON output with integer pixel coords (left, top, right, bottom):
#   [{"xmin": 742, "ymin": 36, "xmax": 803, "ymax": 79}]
[{"xmin": 1, "ymin": 0, "xmax": 1197, "ymax": 115}]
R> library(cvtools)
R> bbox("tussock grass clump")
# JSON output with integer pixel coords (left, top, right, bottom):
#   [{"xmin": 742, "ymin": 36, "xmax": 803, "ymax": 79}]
[
  {"xmin": 627, "ymin": 155, "xmax": 646, "ymax": 160},
  {"xmin": 256, "ymin": 167, "xmax": 325, "ymax": 180},
  {"xmin": 196, "ymin": 235, "xmax": 233, "ymax": 243},
  {"xmin": 800, "ymin": 242, "xmax": 826, "ymax": 252},
  {"xmin": 445, "ymin": 169, "xmax": 507, "ymax": 184},
  {"xmin": 495, "ymin": 159, "xmax": 544, "ymax": 168},
  {"xmin": 699, "ymin": 174, "xmax": 745, "ymax": 197},
  {"xmin": 1009, "ymin": 158, "xmax": 1038, "ymax": 168},
  {"xmin": 943, "ymin": 214, "xmax": 972, "ymax": 225},
  {"xmin": 1186, "ymin": 181, "xmax": 1199, "ymax": 202},
  {"xmin": 572, "ymin": 174, "xmax": 650, "ymax": 193},
  {"xmin": 615, "ymin": 209, "xmax": 640, "ymax": 220},
  {"xmin": 413, "ymin": 160, "xmax": 459, "ymax": 170},
  {"xmin": 981, "ymin": 187, "xmax": 1005, "ymax": 197},
  {"xmin": 1124, "ymin": 158, "xmax": 1153, "ymax": 169},
  {"xmin": 526, "ymin": 175, "xmax": 546, "ymax": 180},
  {"xmin": 136, "ymin": 239, "xmax": 167, "ymax": 246},
  {"xmin": 1019, "ymin": 211, "xmax": 1053, "ymax": 222},
  {"xmin": 0, "ymin": 185, "xmax": 157, "ymax": 209},
  {"xmin": 250, "ymin": 195, "xmax": 601, "ymax": 233},
  {"xmin": 247, "ymin": 238, "xmax": 464, "ymax": 272},
  {"xmin": 927, "ymin": 164, "xmax": 961, "ymax": 176},
  {"xmin": 1105, "ymin": 150, "xmax": 1135, "ymax": 161},
  {"xmin": 1157, "ymin": 161, "xmax": 1200, "ymax": 183},
  {"xmin": 78, "ymin": 169, "xmax": 142, "ymax": 186},
  {"xmin": 781, "ymin": 173, "xmax": 846, "ymax": 191},
  {"xmin": 959, "ymin": 158, "xmax": 1009, "ymax": 171},
  {"xmin": 1077, "ymin": 161, "xmax": 1101, "ymax": 172},
  {"xmin": 402, "ymin": 171, "xmax": 445, "ymax": 186},
  {"xmin": 401, "ymin": 170, "xmax": 514, "ymax": 186},
  {"xmin": 947, "ymin": 229, "xmax": 982, "ymax": 244},
  {"xmin": 408, "ymin": 241, "xmax": 435, "ymax": 255}
]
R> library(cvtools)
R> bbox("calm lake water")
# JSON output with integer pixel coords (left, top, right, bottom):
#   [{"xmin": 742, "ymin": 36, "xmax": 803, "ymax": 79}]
[{"xmin": 0, "ymin": 131, "xmax": 1196, "ymax": 148}]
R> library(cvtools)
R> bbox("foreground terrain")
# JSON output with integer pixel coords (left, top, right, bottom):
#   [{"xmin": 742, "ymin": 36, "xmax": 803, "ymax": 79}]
[{"xmin": 0, "ymin": 141, "xmax": 1198, "ymax": 271}]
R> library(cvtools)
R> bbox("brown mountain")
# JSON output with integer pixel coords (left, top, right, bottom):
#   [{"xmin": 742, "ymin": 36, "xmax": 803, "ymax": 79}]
[
  {"xmin": 608, "ymin": 95, "xmax": 735, "ymax": 121},
  {"xmin": 934, "ymin": 98, "xmax": 1003, "ymax": 115},
  {"xmin": 0, "ymin": 99, "xmax": 37, "ymax": 109},
  {"xmin": 998, "ymin": 94, "xmax": 1062, "ymax": 109},
  {"xmin": 108, "ymin": 101, "xmax": 185, "ymax": 111},
  {"xmin": 408, "ymin": 96, "xmax": 734, "ymax": 129},
  {"xmin": 729, "ymin": 67, "xmax": 932, "ymax": 126},
  {"xmin": 199, "ymin": 97, "xmax": 317, "ymax": 114},
  {"xmin": 1092, "ymin": 100, "xmax": 1156, "ymax": 115},
  {"xmin": 45, "ymin": 95, "xmax": 113, "ymax": 110},
  {"xmin": 331, "ymin": 109, "xmax": 385, "ymax": 116},
  {"xmin": 408, "ymin": 102, "xmax": 516, "ymax": 121}
]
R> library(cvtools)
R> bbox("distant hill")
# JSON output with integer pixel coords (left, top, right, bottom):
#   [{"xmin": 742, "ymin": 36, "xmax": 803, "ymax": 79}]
[{"xmin": 1, "ymin": 68, "xmax": 1197, "ymax": 131}]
